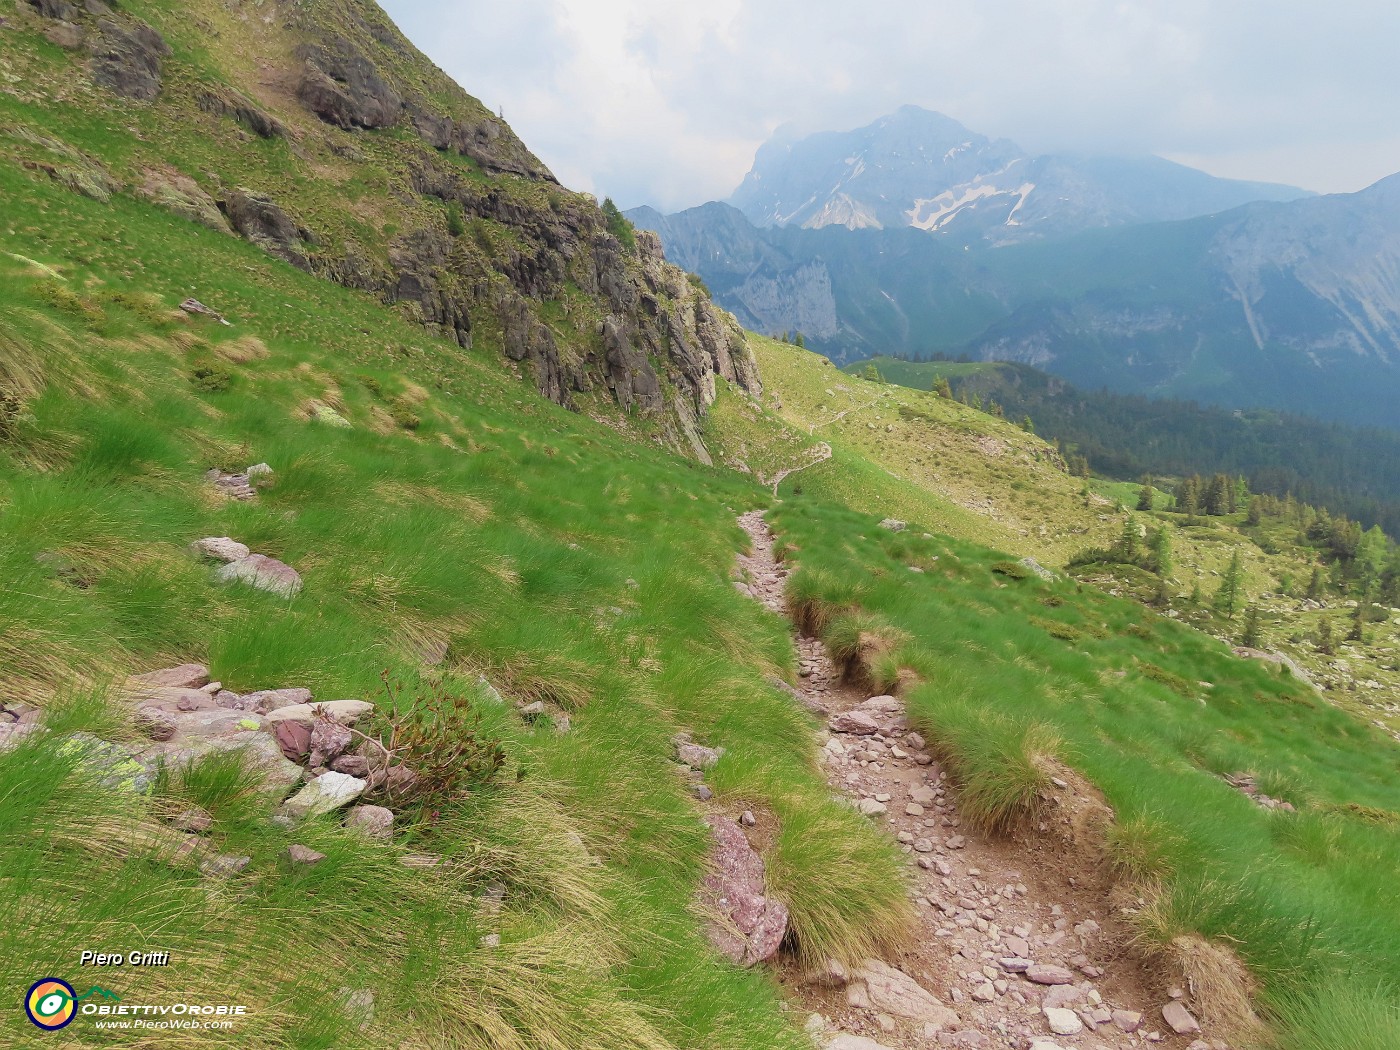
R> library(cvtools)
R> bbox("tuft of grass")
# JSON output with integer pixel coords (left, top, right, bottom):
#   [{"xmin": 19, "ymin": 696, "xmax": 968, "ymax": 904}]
[
  {"xmin": 911, "ymin": 691, "xmax": 1060, "ymax": 833},
  {"xmin": 991, "ymin": 559, "xmax": 1032, "ymax": 580},
  {"xmin": 1268, "ymin": 979, "xmax": 1400, "ymax": 1050},
  {"xmin": 765, "ymin": 799, "xmax": 914, "ymax": 966},
  {"xmin": 151, "ymin": 747, "xmax": 270, "ymax": 825},
  {"xmin": 1126, "ymin": 887, "xmax": 1268, "ymax": 1040},
  {"xmin": 1105, "ymin": 811, "xmax": 1181, "ymax": 882},
  {"xmin": 785, "ymin": 566, "xmax": 862, "ymax": 636},
  {"xmin": 822, "ymin": 609, "xmax": 910, "ymax": 692}
]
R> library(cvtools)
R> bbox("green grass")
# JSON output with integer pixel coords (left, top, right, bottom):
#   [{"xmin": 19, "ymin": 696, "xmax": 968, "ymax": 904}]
[
  {"xmin": 768, "ymin": 497, "xmax": 1400, "ymax": 1047},
  {"xmin": 0, "ymin": 176, "xmax": 909, "ymax": 1048},
  {"xmin": 3, "ymin": 9, "xmax": 1400, "ymax": 1046}
]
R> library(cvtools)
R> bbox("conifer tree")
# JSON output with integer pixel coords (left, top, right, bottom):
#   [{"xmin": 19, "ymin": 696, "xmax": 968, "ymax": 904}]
[
  {"xmin": 1316, "ymin": 617, "xmax": 1335, "ymax": 655},
  {"xmin": 1215, "ymin": 550, "xmax": 1244, "ymax": 619},
  {"xmin": 1152, "ymin": 575, "xmax": 1172, "ymax": 607},
  {"xmin": 1021, "ymin": 414, "xmax": 1034, "ymax": 433},
  {"xmin": 1150, "ymin": 527, "xmax": 1172, "ymax": 577},
  {"xmin": 1205, "ymin": 473, "xmax": 1231, "ymax": 516},
  {"xmin": 1240, "ymin": 603, "xmax": 1263, "ymax": 648},
  {"xmin": 1348, "ymin": 599, "xmax": 1367, "ymax": 644},
  {"xmin": 1118, "ymin": 516, "xmax": 1141, "ymax": 564},
  {"xmin": 1137, "ymin": 476, "xmax": 1154, "ymax": 511},
  {"xmin": 933, "ymin": 376, "xmax": 952, "ymax": 399},
  {"xmin": 1307, "ymin": 565, "xmax": 1325, "ymax": 601}
]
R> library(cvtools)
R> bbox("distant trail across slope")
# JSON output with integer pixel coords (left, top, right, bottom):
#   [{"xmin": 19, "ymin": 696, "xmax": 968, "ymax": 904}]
[
  {"xmin": 810, "ymin": 396, "xmax": 883, "ymax": 434},
  {"xmin": 734, "ymin": 511, "xmax": 1216, "ymax": 1050},
  {"xmin": 764, "ymin": 442, "xmax": 832, "ymax": 496}
]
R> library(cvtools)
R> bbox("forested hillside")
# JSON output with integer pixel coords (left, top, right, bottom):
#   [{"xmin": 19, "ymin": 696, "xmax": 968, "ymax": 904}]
[{"xmin": 853, "ymin": 356, "xmax": 1400, "ymax": 536}]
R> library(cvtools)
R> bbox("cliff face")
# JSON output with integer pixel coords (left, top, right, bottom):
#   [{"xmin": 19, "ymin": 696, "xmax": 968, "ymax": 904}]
[{"xmin": 4, "ymin": 0, "xmax": 759, "ymax": 458}]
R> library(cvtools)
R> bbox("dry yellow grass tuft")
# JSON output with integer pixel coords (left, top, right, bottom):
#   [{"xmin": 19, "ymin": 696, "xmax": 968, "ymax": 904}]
[{"xmin": 214, "ymin": 334, "xmax": 270, "ymax": 364}]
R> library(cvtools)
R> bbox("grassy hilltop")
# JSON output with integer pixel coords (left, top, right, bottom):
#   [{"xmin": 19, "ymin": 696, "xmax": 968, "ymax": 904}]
[{"xmin": 1, "ymin": 2, "xmax": 1399, "ymax": 1049}]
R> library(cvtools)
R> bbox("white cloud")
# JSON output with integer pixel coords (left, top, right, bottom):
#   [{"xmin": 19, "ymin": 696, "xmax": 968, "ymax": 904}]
[{"xmin": 382, "ymin": 0, "xmax": 1400, "ymax": 209}]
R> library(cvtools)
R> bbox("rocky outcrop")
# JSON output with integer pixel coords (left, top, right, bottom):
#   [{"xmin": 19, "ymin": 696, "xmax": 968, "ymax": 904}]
[
  {"xmin": 196, "ymin": 91, "xmax": 285, "ymax": 140},
  {"xmin": 410, "ymin": 109, "xmax": 548, "ymax": 179},
  {"xmin": 23, "ymin": 0, "xmax": 762, "ymax": 460},
  {"xmin": 221, "ymin": 189, "xmax": 311, "ymax": 271},
  {"xmin": 27, "ymin": 0, "xmax": 79, "ymax": 19},
  {"xmin": 295, "ymin": 36, "xmax": 403, "ymax": 130},
  {"xmin": 88, "ymin": 17, "xmax": 168, "ymax": 100},
  {"xmin": 138, "ymin": 168, "xmax": 229, "ymax": 232}
]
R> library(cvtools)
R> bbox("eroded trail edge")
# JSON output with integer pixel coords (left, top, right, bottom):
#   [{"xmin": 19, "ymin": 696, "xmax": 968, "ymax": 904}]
[{"xmin": 734, "ymin": 511, "xmax": 1224, "ymax": 1050}]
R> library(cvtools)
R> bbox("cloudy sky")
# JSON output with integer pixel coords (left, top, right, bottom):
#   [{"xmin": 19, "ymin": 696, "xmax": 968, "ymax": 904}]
[{"xmin": 382, "ymin": 0, "xmax": 1400, "ymax": 213}]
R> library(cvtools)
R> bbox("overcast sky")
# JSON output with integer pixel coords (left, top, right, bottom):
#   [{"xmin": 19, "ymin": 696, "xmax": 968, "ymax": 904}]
[{"xmin": 382, "ymin": 0, "xmax": 1400, "ymax": 213}]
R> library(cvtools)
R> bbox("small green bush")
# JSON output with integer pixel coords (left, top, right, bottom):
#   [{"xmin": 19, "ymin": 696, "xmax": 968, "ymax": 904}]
[
  {"xmin": 601, "ymin": 198, "xmax": 636, "ymax": 252},
  {"xmin": 387, "ymin": 397, "xmax": 421, "ymax": 431},
  {"xmin": 189, "ymin": 363, "xmax": 233, "ymax": 393},
  {"xmin": 991, "ymin": 560, "xmax": 1031, "ymax": 580},
  {"xmin": 365, "ymin": 674, "xmax": 506, "ymax": 813}
]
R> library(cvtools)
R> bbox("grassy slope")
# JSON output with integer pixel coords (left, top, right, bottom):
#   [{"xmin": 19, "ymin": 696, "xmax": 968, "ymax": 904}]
[
  {"xmin": 0, "ymin": 0, "xmax": 689, "ymax": 435},
  {"xmin": 0, "ymin": 163, "xmax": 918, "ymax": 1047},
  {"xmin": 839, "ymin": 356, "xmax": 1400, "ymax": 737},
  {"xmin": 2, "ymin": 11, "xmax": 1398, "ymax": 1050},
  {"xmin": 742, "ymin": 335, "xmax": 1116, "ymax": 564},
  {"xmin": 772, "ymin": 499, "xmax": 1400, "ymax": 1048},
  {"xmin": 5, "ymin": 147, "xmax": 1400, "ymax": 1050}
]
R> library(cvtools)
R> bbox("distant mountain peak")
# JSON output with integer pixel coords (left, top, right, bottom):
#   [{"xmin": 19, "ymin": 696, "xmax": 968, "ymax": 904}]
[{"xmin": 728, "ymin": 107, "xmax": 1309, "ymax": 241}]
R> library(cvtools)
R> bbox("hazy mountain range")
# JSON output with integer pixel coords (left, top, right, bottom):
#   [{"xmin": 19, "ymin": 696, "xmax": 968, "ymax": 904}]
[
  {"xmin": 630, "ymin": 109, "xmax": 1400, "ymax": 430},
  {"xmin": 727, "ymin": 106, "xmax": 1310, "ymax": 243}
]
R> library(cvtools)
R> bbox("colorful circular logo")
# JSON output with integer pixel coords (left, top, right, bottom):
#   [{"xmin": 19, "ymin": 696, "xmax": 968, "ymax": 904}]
[{"xmin": 25, "ymin": 978, "xmax": 77, "ymax": 1030}]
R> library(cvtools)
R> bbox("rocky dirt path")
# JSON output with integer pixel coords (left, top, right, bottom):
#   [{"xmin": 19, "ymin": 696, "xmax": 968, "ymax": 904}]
[{"xmin": 734, "ymin": 511, "xmax": 1226, "ymax": 1050}]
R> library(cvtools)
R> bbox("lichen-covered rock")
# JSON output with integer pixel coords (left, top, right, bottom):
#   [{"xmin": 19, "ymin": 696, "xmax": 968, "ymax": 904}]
[
  {"xmin": 280, "ymin": 771, "xmax": 367, "ymax": 820},
  {"xmin": 60, "ymin": 733, "xmax": 152, "ymax": 793},
  {"xmin": 699, "ymin": 819, "xmax": 788, "ymax": 967}
]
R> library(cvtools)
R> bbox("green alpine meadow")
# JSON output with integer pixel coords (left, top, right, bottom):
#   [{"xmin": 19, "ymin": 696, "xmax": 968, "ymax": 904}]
[{"xmin": 1, "ymin": 2, "xmax": 1398, "ymax": 1049}]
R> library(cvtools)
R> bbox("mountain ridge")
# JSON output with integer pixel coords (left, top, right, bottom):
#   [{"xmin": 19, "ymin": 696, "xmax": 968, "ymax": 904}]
[
  {"xmin": 631, "ymin": 172, "xmax": 1400, "ymax": 429},
  {"xmin": 726, "ymin": 105, "xmax": 1311, "ymax": 242}
]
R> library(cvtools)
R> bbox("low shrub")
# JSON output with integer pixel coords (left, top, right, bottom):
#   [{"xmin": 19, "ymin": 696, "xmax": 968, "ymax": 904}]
[
  {"xmin": 363, "ymin": 673, "xmax": 506, "ymax": 812},
  {"xmin": 189, "ymin": 363, "xmax": 233, "ymax": 393},
  {"xmin": 991, "ymin": 560, "xmax": 1031, "ymax": 580}
]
